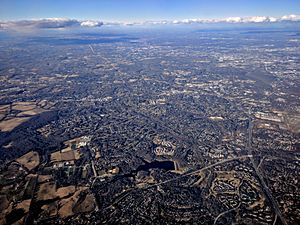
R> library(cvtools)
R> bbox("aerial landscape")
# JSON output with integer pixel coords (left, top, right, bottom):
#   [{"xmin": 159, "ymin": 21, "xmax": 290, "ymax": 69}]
[{"xmin": 0, "ymin": 0, "xmax": 299, "ymax": 225}]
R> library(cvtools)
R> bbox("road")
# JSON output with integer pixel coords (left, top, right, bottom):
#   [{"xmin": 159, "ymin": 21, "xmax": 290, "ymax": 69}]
[
  {"xmin": 247, "ymin": 118, "xmax": 287, "ymax": 225},
  {"xmin": 104, "ymin": 154, "xmax": 252, "ymax": 210},
  {"xmin": 97, "ymin": 116, "xmax": 288, "ymax": 225},
  {"xmin": 145, "ymin": 155, "xmax": 252, "ymax": 189},
  {"xmin": 213, "ymin": 202, "xmax": 241, "ymax": 225}
]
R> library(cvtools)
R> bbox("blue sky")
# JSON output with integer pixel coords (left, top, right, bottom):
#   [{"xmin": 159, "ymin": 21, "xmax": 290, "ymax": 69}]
[{"xmin": 0, "ymin": 0, "xmax": 300, "ymax": 22}]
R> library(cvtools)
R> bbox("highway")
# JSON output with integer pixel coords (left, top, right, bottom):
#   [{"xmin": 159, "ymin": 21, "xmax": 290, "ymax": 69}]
[
  {"xmin": 99, "ymin": 117, "xmax": 287, "ymax": 225},
  {"xmin": 104, "ymin": 154, "xmax": 253, "ymax": 210},
  {"xmin": 145, "ymin": 155, "xmax": 252, "ymax": 189},
  {"xmin": 247, "ymin": 118, "xmax": 287, "ymax": 225}
]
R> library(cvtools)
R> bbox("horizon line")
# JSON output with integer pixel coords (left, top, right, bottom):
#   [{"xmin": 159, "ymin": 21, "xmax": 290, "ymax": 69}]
[{"xmin": 1, "ymin": 14, "xmax": 300, "ymax": 30}]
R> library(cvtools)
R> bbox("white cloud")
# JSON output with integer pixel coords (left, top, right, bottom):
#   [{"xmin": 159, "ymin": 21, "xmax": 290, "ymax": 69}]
[
  {"xmin": 280, "ymin": 14, "xmax": 300, "ymax": 21},
  {"xmin": 132, "ymin": 15, "xmax": 299, "ymax": 26},
  {"xmin": 269, "ymin": 17, "xmax": 278, "ymax": 22},
  {"xmin": 0, "ymin": 18, "xmax": 103, "ymax": 30},
  {"xmin": 158, "ymin": 14, "xmax": 300, "ymax": 25},
  {"xmin": 167, "ymin": 15, "xmax": 287, "ymax": 24},
  {"xmin": 224, "ymin": 17, "xmax": 242, "ymax": 23},
  {"xmin": 0, "ymin": 14, "xmax": 299, "ymax": 30},
  {"xmin": 246, "ymin": 16, "xmax": 269, "ymax": 23},
  {"xmin": 80, "ymin": 20, "xmax": 103, "ymax": 27}
]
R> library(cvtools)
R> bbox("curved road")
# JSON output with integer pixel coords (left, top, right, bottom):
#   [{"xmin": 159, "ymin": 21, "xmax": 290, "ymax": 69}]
[{"xmin": 247, "ymin": 119, "xmax": 287, "ymax": 225}]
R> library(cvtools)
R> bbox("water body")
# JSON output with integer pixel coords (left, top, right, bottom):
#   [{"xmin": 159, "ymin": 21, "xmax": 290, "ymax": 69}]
[
  {"xmin": 135, "ymin": 160, "xmax": 175, "ymax": 172},
  {"xmin": 119, "ymin": 160, "xmax": 175, "ymax": 179}
]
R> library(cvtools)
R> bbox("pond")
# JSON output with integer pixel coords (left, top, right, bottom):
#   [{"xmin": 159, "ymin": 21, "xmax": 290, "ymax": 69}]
[
  {"xmin": 135, "ymin": 160, "xmax": 175, "ymax": 172},
  {"xmin": 118, "ymin": 160, "xmax": 176, "ymax": 179}
]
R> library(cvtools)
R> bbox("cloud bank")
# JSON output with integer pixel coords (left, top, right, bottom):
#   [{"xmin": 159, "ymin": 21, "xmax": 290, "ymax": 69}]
[
  {"xmin": 0, "ymin": 15, "xmax": 299, "ymax": 30},
  {"xmin": 142, "ymin": 14, "xmax": 300, "ymax": 25},
  {"xmin": 0, "ymin": 18, "xmax": 103, "ymax": 30}
]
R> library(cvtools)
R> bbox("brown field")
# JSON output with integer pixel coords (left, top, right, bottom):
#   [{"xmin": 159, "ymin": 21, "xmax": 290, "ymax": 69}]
[
  {"xmin": 0, "ymin": 105, "xmax": 10, "ymax": 120},
  {"xmin": 58, "ymin": 190, "xmax": 81, "ymax": 218},
  {"xmin": 61, "ymin": 146, "xmax": 72, "ymax": 152},
  {"xmin": 16, "ymin": 151, "xmax": 40, "ymax": 171},
  {"xmin": 37, "ymin": 182, "xmax": 57, "ymax": 201},
  {"xmin": 12, "ymin": 200, "xmax": 32, "ymax": 225},
  {"xmin": 1, "ymin": 199, "xmax": 32, "ymax": 225},
  {"xmin": 64, "ymin": 138, "xmax": 78, "ymax": 146},
  {"xmin": 37, "ymin": 100, "xmax": 54, "ymax": 109},
  {"xmin": 0, "ymin": 117, "xmax": 31, "ymax": 132},
  {"xmin": 50, "ymin": 149, "xmax": 81, "ymax": 163},
  {"xmin": 58, "ymin": 187, "xmax": 94, "ymax": 219},
  {"xmin": 56, "ymin": 186, "xmax": 76, "ymax": 198},
  {"xmin": 37, "ymin": 183, "xmax": 77, "ymax": 202},
  {"xmin": 73, "ymin": 193, "xmax": 96, "ymax": 214},
  {"xmin": 0, "ymin": 195, "xmax": 9, "ymax": 212},
  {"xmin": 61, "ymin": 151, "xmax": 75, "ymax": 161},
  {"xmin": 12, "ymin": 102, "xmax": 36, "ymax": 111},
  {"xmin": 0, "ymin": 104, "xmax": 10, "ymax": 111},
  {"xmin": 0, "ymin": 101, "xmax": 54, "ymax": 133},
  {"xmin": 15, "ymin": 199, "xmax": 31, "ymax": 214},
  {"xmin": 38, "ymin": 175, "xmax": 53, "ymax": 183},
  {"xmin": 50, "ymin": 151, "xmax": 62, "ymax": 162},
  {"xmin": 41, "ymin": 201, "xmax": 58, "ymax": 218},
  {"xmin": 16, "ymin": 108, "xmax": 47, "ymax": 117},
  {"xmin": 0, "ymin": 114, "xmax": 5, "ymax": 121},
  {"xmin": 49, "ymin": 137, "xmax": 89, "ymax": 164}
]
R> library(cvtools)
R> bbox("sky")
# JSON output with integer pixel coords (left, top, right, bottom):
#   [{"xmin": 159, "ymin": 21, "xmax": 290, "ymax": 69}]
[{"xmin": 0, "ymin": 0, "xmax": 300, "ymax": 22}]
